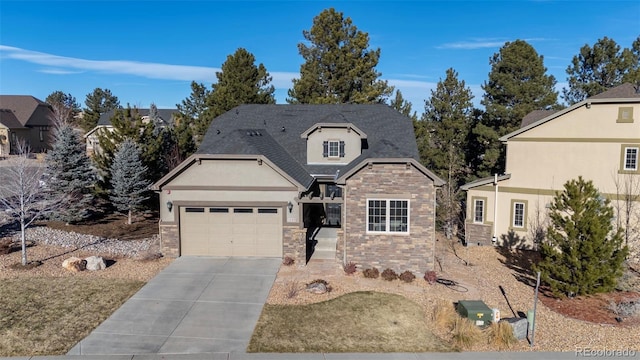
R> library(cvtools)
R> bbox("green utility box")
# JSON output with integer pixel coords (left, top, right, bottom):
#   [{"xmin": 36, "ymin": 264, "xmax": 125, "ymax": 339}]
[{"xmin": 457, "ymin": 300, "xmax": 493, "ymax": 326}]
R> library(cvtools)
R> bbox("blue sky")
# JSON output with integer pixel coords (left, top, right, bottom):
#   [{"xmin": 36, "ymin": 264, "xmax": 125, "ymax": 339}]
[{"xmin": 1, "ymin": 1, "xmax": 639, "ymax": 115}]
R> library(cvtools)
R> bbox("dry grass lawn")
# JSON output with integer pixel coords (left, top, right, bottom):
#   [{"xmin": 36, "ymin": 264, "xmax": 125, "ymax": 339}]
[
  {"xmin": 0, "ymin": 276, "xmax": 143, "ymax": 356},
  {"xmin": 248, "ymin": 291, "xmax": 454, "ymax": 353}
]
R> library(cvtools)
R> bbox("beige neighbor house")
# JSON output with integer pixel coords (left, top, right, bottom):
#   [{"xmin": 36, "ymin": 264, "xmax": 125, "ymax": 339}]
[
  {"xmin": 462, "ymin": 83, "xmax": 640, "ymax": 260},
  {"xmin": 84, "ymin": 107, "xmax": 178, "ymax": 157},
  {"xmin": 0, "ymin": 95, "xmax": 56, "ymax": 155},
  {"xmin": 151, "ymin": 104, "xmax": 445, "ymax": 273}
]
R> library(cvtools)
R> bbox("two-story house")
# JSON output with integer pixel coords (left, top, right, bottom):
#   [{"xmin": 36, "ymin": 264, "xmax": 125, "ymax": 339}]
[
  {"xmin": 462, "ymin": 83, "xmax": 640, "ymax": 260},
  {"xmin": 0, "ymin": 95, "xmax": 56, "ymax": 155},
  {"xmin": 151, "ymin": 104, "xmax": 444, "ymax": 273},
  {"xmin": 84, "ymin": 107, "xmax": 178, "ymax": 157}
]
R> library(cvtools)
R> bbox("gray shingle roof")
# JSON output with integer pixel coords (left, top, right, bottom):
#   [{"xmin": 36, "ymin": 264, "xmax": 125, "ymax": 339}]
[
  {"xmin": 197, "ymin": 104, "xmax": 420, "ymax": 184},
  {"xmin": 0, "ymin": 109, "xmax": 24, "ymax": 128},
  {"xmin": 590, "ymin": 83, "xmax": 640, "ymax": 99},
  {"xmin": 0, "ymin": 95, "xmax": 55, "ymax": 127},
  {"xmin": 520, "ymin": 109, "xmax": 557, "ymax": 128},
  {"xmin": 97, "ymin": 108, "xmax": 178, "ymax": 126}
]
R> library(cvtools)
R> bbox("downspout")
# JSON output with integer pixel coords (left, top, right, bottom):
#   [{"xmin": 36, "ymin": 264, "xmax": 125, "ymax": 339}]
[
  {"xmin": 342, "ymin": 185, "xmax": 347, "ymax": 266},
  {"xmin": 492, "ymin": 173, "xmax": 498, "ymax": 245}
]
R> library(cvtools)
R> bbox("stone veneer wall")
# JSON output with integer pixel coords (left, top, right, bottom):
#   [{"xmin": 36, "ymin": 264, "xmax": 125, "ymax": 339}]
[
  {"xmin": 336, "ymin": 163, "xmax": 436, "ymax": 274},
  {"xmin": 465, "ymin": 222, "xmax": 493, "ymax": 246},
  {"xmin": 159, "ymin": 222, "xmax": 179, "ymax": 258},
  {"xmin": 283, "ymin": 225, "xmax": 306, "ymax": 265}
]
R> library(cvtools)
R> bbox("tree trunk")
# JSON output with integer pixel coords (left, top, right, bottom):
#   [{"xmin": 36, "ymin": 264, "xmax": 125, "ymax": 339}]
[
  {"xmin": 21, "ymin": 218, "xmax": 27, "ymax": 266},
  {"xmin": 128, "ymin": 209, "xmax": 132, "ymax": 225}
]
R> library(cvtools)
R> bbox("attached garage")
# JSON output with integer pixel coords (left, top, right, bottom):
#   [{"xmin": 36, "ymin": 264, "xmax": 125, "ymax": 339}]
[{"xmin": 179, "ymin": 206, "xmax": 283, "ymax": 257}]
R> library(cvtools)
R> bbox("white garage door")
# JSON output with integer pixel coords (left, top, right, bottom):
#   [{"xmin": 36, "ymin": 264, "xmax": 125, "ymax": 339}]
[{"xmin": 179, "ymin": 206, "xmax": 283, "ymax": 257}]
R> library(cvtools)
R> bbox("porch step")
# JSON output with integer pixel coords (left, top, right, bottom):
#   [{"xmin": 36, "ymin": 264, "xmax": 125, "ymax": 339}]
[
  {"xmin": 312, "ymin": 248, "xmax": 336, "ymax": 260},
  {"xmin": 314, "ymin": 237, "xmax": 337, "ymax": 252}
]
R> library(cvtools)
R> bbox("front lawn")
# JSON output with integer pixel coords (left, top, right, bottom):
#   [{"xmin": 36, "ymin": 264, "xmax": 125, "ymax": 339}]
[
  {"xmin": 0, "ymin": 276, "xmax": 143, "ymax": 356},
  {"xmin": 248, "ymin": 291, "xmax": 454, "ymax": 352}
]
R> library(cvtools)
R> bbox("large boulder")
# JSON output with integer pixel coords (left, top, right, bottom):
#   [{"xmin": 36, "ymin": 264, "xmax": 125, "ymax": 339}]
[
  {"xmin": 85, "ymin": 256, "xmax": 106, "ymax": 271},
  {"xmin": 62, "ymin": 257, "xmax": 87, "ymax": 272}
]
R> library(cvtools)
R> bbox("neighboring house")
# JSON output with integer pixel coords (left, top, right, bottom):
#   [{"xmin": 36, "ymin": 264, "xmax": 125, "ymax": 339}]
[
  {"xmin": 151, "ymin": 104, "xmax": 444, "ymax": 273},
  {"xmin": 0, "ymin": 95, "xmax": 56, "ymax": 155},
  {"xmin": 462, "ymin": 83, "xmax": 640, "ymax": 257},
  {"xmin": 84, "ymin": 108, "xmax": 177, "ymax": 157}
]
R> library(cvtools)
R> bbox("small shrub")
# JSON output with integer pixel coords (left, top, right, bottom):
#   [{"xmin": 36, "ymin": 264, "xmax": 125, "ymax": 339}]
[
  {"xmin": 282, "ymin": 256, "xmax": 295, "ymax": 266},
  {"xmin": 608, "ymin": 298, "xmax": 640, "ymax": 318},
  {"xmin": 0, "ymin": 238, "xmax": 14, "ymax": 255},
  {"xmin": 486, "ymin": 321, "xmax": 517, "ymax": 349},
  {"xmin": 432, "ymin": 299, "xmax": 457, "ymax": 329},
  {"xmin": 343, "ymin": 261, "xmax": 357, "ymax": 275},
  {"xmin": 424, "ymin": 270, "xmax": 437, "ymax": 285},
  {"xmin": 136, "ymin": 251, "xmax": 163, "ymax": 261},
  {"xmin": 451, "ymin": 316, "xmax": 483, "ymax": 349},
  {"xmin": 381, "ymin": 268, "xmax": 398, "ymax": 281},
  {"xmin": 285, "ymin": 280, "xmax": 299, "ymax": 299},
  {"xmin": 363, "ymin": 267, "xmax": 380, "ymax": 279},
  {"xmin": 399, "ymin": 270, "xmax": 416, "ymax": 283}
]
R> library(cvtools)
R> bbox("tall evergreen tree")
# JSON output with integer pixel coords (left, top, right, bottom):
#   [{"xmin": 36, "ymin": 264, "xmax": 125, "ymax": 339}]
[
  {"xmin": 390, "ymin": 90, "xmax": 417, "ymax": 121},
  {"xmin": 476, "ymin": 40, "xmax": 559, "ymax": 177},
  {"xmin": 203, "ymin": 48, "xmax": 275, "ymax": 135},
  {"xmin": 45, "ymin": 91, "xmax": 80, "ymax": 126},
  {"xmin": 534, "ymin": 177, "xmax": 628, "ymax": 297},
  {"xmin": 176, "ymin": 81, "xmax": 211, "ymax": 144},
  {"xmin": 563, "ymin": 36, "xmax": 640, "ymax": 104},
  {"xmin": 420, "ymin": 68, "xmax": 475, "ymax": 235},
  {"xmin": 46, "ymin": 125, "xmax": 95, "ymax": 223},
  {"xmin": 109, "ymin": 139, "xmax": 151, "ymax": 225},
  {"xmin": 287, "ymin": 8, "xmax": 393, "ymax": 104},
  {"xmin": 82, "ymin": 88, "xmax": 120, "ymax": 132}
]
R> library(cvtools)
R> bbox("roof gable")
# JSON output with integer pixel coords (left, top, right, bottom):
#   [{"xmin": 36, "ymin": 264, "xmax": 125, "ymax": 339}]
[
  {"xmin": 97, "ymin": 108, "xmax": 178, "ymax": 126},
  {"xmin": 0, "ymin": 95, "xmax": 54, "ymax": 127}
]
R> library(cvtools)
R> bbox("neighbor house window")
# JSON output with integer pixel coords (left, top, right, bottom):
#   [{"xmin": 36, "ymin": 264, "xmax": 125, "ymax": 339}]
[
  {"xmin": 473, "ymin": 198, "xmax": 485, "ymax": 224},
  {"xmin": 624, "ymin": 147, "xmax": 638, "ymax": 171},
  {"xmin": 367, "ymin": 199, "xmax": 409, "ymax": 234},
  {"xmin": 510, "ymin": 199, "xmax": 528, "ymax": 230},
  {"xmin": 323, "ymin": 140, "xmax": 345, "ymax": 158},
  {"xmin": 617, "ymin": 107, "xmax": 634, "ymax": 123}
]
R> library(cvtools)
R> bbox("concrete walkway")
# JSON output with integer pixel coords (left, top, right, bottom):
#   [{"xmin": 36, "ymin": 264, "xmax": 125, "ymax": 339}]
[{"xmin": 67, "ymin": 257, "xmax": 281, "ymax": 355}]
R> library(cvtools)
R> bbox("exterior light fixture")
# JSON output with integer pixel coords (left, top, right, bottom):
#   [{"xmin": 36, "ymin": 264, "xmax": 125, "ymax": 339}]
[
  {"xmin": 166, "ymin": 201, "xmax": 173, "ymax": 212},
  {"xmin": 287, "ymin": 201, "xmax": 293, "ymax": 213}
]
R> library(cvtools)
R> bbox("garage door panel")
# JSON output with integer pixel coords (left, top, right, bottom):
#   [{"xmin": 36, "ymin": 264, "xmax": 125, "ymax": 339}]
[{"xmin": 180, "ymin": 206, "xmax": 283, "ymax": 257}]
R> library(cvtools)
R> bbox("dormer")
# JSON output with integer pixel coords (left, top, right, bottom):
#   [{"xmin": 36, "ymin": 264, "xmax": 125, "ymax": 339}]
[{"xmin": 301, "ymin": 122, "xmax": 367, "ymax": 165}]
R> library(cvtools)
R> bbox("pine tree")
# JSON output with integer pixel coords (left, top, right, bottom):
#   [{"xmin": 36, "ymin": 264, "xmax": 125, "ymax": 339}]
[
  {"xmin": 203, "ymin": 48, "xmax": 275, "ymax": 136},
  {"xmin": 46, "ymin": 125, "xmax": 96, "ymax": 223},
  {"xmin": 109, "ymin": 139, "xmax": 151, "ymax": 225},
  {"xmin": 45, "ymin": 91, "xmax": 80, "ymax": 126},
  {"xmin": 478, "ymin": 40, "xmax": 559, "ymax": 176},
  {"xmin": 287, "ymin": 8, "xmax": 393, "ymax": 104},
  {"xmin": 420, "ymin": 68, "xmax": 475, "ymax": 235},
  {"xmin": 534, "ymin": 177, "xmax": 628, "ymax": 297},
  {"xmin": 563, "ymin": 36, "xmax": 640, "ymax": 104},
  {"xmin": 82, "ymin": 88, "xmax": 120, "ymax": 132},
  {"xmin": 390, "ymin": 90, "xmax": 417, "ymax": 121},
  {"xmin": 176, "ymin": 81, "xmax": 211, "ymax": 144}
]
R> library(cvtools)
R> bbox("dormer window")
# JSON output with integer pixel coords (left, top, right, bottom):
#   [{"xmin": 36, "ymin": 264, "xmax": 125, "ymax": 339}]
[{"xmin": 323, "ymin": 140, "xmax": 345, "ymax": 158}]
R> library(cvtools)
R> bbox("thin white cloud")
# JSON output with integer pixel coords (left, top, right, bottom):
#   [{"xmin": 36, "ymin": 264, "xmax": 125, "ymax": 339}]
[
  {"xmin": 437, "ymin": 40, "xmax": 506, "ymax": 50},
  {"xmin": 0, "ymin": 45, "xmax": 298, "ymax": 86}
]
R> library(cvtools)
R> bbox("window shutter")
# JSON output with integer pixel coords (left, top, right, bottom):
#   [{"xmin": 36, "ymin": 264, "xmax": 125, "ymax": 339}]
[
  {"xmin": 339, "ymin": 141, "xmax": 345, "ymax": 157},
  {"xmin": 323, "ymin": 141, "xmax": 328, "ymax": 157}
]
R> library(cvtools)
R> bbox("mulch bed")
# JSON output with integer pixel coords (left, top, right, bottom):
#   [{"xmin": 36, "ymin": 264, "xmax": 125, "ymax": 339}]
[{"xmin": 540, "ymin": 290, "xmax": 640, "ymax": 326}]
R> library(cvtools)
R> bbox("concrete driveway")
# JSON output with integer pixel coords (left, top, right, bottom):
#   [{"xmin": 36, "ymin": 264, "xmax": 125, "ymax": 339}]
[{"xmin": 68, "ymin": 256, "xmax": 281, "ymax": 355}]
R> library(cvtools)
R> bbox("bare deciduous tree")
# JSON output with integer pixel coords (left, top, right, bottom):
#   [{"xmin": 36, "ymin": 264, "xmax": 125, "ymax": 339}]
[
  {"xmin": 612, "ymin": 171, "xmax": 640, "ymax": 249},
  {"xmin": 0, "ymin": 141, "xmax": 64, "ymax": 265}
]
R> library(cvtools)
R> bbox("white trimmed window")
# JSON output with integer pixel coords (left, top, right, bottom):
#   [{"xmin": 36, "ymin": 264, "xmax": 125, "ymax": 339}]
[
  {"xmin": 624, "ymin": 147, "xmax": 638, "ymax": 171},
  {"xmin": 513, "ymin": 202, "xmax": 525, "ymax": 228},
  {"xmin": 473, "ymin": 199, "xmax": 484, "ymax": 223},
  {"xmin": 367, "ymin": 199, "xmax": 409, "ymax": 234},
  {"xmin": 323, "ymin": 140, "xmax": 345, "ymax": 158}
]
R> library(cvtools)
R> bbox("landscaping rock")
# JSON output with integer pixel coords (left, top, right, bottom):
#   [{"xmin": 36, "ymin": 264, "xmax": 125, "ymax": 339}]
[
  {"xmin": 306, "ymin": 282, "xmax": 328, "ymax": 294},
  {"xmin": 502, "ymin": 317, "xmax": 528, "ymax": 340},
  {"xmin": 85, "ymin": 255, "xmax": 106, "ymax": 271},
  {"xmin": 62, "ymin": 257, "xmax": 87, "ymax": 272}
]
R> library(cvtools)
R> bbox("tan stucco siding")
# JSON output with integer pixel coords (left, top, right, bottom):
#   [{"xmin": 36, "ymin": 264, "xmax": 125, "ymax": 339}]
[
  {"xmin": 166, "ymin": 158, "xmax": 298, "ymax": 188},
  {"xmin": 306, "ymin": 128, "xmax": 362, "ymax": 165},
  {"xmin": 159, "ymin": 189, "xmax": 300, "ymax": 223},
  {"xmin": 505, "ymin": 141, "xmax": 629, "ymax": 194},
  {"xmin": 514, "ymin": 103, "xmax": 640, "ymax": 140}
]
